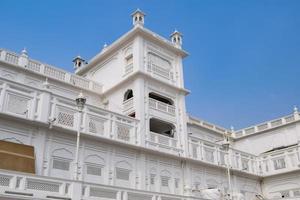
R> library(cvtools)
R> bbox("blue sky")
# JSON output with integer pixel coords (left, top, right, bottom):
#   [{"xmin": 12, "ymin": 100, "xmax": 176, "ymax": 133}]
[{"xmin": 1, "ymin": 0, "xmax": 300, "ymax": 129}]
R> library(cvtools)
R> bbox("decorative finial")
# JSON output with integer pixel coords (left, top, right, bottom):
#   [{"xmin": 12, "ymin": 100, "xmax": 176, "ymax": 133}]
[
  {"xmin": 294, "ymin": 105, "xmax": 298, "ymax": 113},
  {"xmin": 230, "ymin": 126, "xmax": 235, "ymax": 132},
  {"xmin": 72, "ymin": 55, "xmax": 85, "ymax": 70},
  {"xmin": 43, "ymin": 78, "xmax": 49, "ymax": 89},
  {"xmin": 131, "ymin": 9, "xmax": 145, "ymax": 27},
  {"xmin": 21, "ymin": 47, "xmax": 28, "ymax": 57},
  {"xmin": 78, "ymin": 91, "xmax": 85, "ymax": 99},
  {"xmin": 170, "ymin": 30, "xmax": 183, "ymax": 48}
]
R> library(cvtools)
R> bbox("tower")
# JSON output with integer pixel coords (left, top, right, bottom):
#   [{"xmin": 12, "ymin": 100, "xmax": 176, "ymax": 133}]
[
  {"xmin": 170, "ymin": 30, "xmax": 183, "ymax": 49},
  {"xmin": 131, "ymin": 9, "xmax": 145, "ymax": 27},
  {"xmin": 76, "ymin": 9, "xmax": 189, "ymax": 158},
  {"xmin": 73, "ymin": 55, "xmax": 86, "ymax": 70}
]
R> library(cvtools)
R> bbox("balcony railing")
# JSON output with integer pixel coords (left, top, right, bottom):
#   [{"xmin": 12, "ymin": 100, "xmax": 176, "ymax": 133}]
[
  {"xmin": 0, "ymin": 49, "xmax": 103, "ymax": 93},
  {"xmin": 147, "ymin": 62, "xmax": 174, "ymax": 81},
  {"xmin": 0, "ymin": 169, "xmax": 205, "ymax": 200},
  {"xmin": 146, "ymin": 132, "xmax": 182, "ymax": 154},
  {"xmin": 123, "ymin": 97, "xmax": 134, "ymax": 113},
  {"xmin": 235, "ymin": 113, "xmax": 300, "ymax": 138},
  {"xmin": 259, "ymin": 144, "xmax": 300, "ymax": 176},
  {"xmin": 50, "ymin": 96, "xmax": 139, "ymax": 145},
  {"xmin": 124, "ymin": 63, "xmax": 133, "ymax": 75},
  {"xmin": 149, "ymin": 98, "xmax": 175, "ymax": 116},
  {"xmin": 189, "ymin": 137, "xmax": 260, "ymax": 174}
]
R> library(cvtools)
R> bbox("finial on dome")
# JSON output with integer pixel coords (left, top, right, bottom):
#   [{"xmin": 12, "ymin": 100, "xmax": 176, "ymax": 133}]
[
  {"xmin": 103, "ymin": 43, "xmax": 108, "ymax": 49},
  {"xmin": 294, "ymin": 105, "xmax": 298, "ymax": 113},
  {"xmin": 230, "ymin": 126, "xmax": 235, "ymax": 132},
  {"xmin": 21, "ymin": 47, "xmax": 28, "ymax": 57},
  {"xmin": 131, "ymin": 8, "xmax": 145, "ymax": 27}
]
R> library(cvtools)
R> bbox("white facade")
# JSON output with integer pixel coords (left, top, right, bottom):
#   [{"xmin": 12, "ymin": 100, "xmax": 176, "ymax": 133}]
[{"xmin": 0, "ymin": 10, "xmax": 299, "ymax": 200}]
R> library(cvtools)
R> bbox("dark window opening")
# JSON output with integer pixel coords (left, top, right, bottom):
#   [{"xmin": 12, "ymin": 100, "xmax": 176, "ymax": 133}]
[
  {"xmin": 149, "ymin": 92, "xmax": 173, "ymax": 105},
  {"xmin": 124, "ymin": 89, "xmax": 133, "ymax": 101},
  {"xmin": 150, "ymin": 118, "xmax": 175, "ymax": 137},
  {"xmin": 128, "ymin": 112, "xmax": 135, "ymax": 118}
]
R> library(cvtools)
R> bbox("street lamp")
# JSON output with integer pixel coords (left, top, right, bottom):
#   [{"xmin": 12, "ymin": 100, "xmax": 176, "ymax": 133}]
[
  {"xmin": 221, "ymin": 131, "xmax": 232, "ymax": 200},
  {"xmin": 74, "ymin": 92, "xmax": 86, "ymax": 180}
]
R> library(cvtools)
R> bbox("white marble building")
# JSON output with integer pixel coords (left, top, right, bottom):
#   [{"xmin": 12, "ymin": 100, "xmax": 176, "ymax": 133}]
[{"xmin": 0, "ymin": 9, "xmax": 299, "ymax": 200}]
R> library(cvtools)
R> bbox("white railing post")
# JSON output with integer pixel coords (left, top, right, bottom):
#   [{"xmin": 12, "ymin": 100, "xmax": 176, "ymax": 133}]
[
  {"xmin": 0, "ymin": 49, "xmax": 5, "ymax": 60},
  {"xmin": 19, "ymin": 50, "xmax": 28, "ymax": 67},
  {"xmin": 71, "ymin": 182, "xmax": 82, "ymax": 200}
]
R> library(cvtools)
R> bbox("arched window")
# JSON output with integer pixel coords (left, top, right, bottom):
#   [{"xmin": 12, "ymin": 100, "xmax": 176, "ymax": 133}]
[
  {"xmin": 124, "ymin": 89, "xmax": 133, "ymax": 102},
  {"xmin": 51, "ymin": 148, "xmax": 73, "ymax": 179},
  {"xmin": 115, "ymin": 161, "xmax": 132, "ymax": 187},
  {"xmin": 150, "ymin": 118, "xmax": 175, "ymax": 137}
]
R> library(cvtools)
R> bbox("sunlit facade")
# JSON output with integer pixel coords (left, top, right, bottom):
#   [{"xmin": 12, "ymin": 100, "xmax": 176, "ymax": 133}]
[{"xmin": 0, "ymin": 10, "xmax": 299, "ymax": 200}]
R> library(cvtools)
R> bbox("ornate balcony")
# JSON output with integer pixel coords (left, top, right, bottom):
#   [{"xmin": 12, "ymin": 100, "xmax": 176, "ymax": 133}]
[
  {"xmin": 123, "ymin": 97, "xmax": 134, "ymax": 114},
  {"xmin": 188, "ymin": 137, "xmax": 260, "ymax": 175},
  {"xmin": 146, "ymin": 131, "xmax": 182, "ymax": 155},
  {"xmin": 259, "ymin": 144, "xmax": 300, "ymax": 176},
  {"xmin": 149, "ymin": 98, "xmax": 175, "ymax": 116},
  {"xmin": 147, "ymin": 62, "xmax": 174, "ymax": 81}
]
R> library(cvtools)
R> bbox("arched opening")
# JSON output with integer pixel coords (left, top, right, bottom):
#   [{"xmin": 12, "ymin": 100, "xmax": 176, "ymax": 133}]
[
  {"xmin": 124, "ymin": 89, "xmax": 133, "ymax": 101},
  {"xmin": 149, "ymin": 92, "xmax": 173, "ymax": 105},
  {"xmin": 150, "ymin": 118, "xmax": 175, "ymax": 137}
]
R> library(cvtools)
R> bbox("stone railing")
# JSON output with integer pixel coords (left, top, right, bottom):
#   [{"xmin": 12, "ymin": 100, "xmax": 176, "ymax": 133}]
[
  {"xmin": 235, "ymin": 112, "xmax": 300, "ymax": 138},
  {"xmin": 147, "ymin": 62, "xmax": 174, "ymax": 81},
  {"xmin": 124, "ymin": 63, "xmax": 133, "ymax": 75},
  {"xmin": 50, "ymin": 95, "xmax": 139, "ymax": 145},
  {"xmin": 0, "ymin": 49, "xmax": 103, "ymax": 93},
  {"xmin": 188, "ymin": 116, "xmax": 233, "ymax": 137},
  {"xmin": 123, "ymin": 97, "xmax": 134, "ymax": 113},
  {"xmin": 0, "ymin": 78, "xmax": 139, "ymax": 146},
  {"xmin": 146, "ymin": 132, "xmax": 182, "ymax": 155},
  {"xmin": 149, "ymin": 98, "xmax": 176, "ymax": 116},
  {"xmin": 188, "ymin": 137, "xmax": 260, "ymax": 175},
  {"xmin": 0, "ymin": 169, "xmax": 205, "ymax": 200},
  {"xmin": 259, "ymin": 144, "xmax": 300, "ymax": 176},
  {"xmin": 0, "ymin": 170, "xmax": 72, "ymax": 200}
]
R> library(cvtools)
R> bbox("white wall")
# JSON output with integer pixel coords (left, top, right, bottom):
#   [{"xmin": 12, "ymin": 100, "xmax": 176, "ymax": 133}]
[{"xmin": 233, "ymin": 123, "xmax": 300, "ymax": 155}]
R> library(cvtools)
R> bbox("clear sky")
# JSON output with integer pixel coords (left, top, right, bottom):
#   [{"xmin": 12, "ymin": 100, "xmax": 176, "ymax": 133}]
[{"xmin": 1, "ymin": 0, "xmax": 300, "ymax": 129}]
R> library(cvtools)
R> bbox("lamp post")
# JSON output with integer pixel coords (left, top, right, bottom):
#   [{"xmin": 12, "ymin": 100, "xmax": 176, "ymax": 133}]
[
  {"xmin": 74, "ymin": 92, "xmax": 86, "ymax": 180},
  {"xmin": 221, "ymin": 131, "xmax": 232, "ymax": 200}
]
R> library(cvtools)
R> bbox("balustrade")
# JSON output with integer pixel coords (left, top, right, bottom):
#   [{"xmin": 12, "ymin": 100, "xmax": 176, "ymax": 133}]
[
  {"xmin": 149, "ymin": 98, "xmax": 175, "ymax": 116},
  {"xmin": 147, "ymin": 62, "xmax": 174, "ymax": 81},
  {"xmin": 0, "ymin": 49, "xmax": 103, "ymax": 93},
  {"xmin": 146, "ymin": 131, "xmax": 181, "ymax": 154},
  {"xmin": 123, "ymin": 97, "xmax": 134, "ymax": 113},
  {"xmin": 124, "ymin": 63, "xmax": 133, "ymax": 75},
  {"xmin": 235, "ymin": 113, "xmax": 300, "ymax": 138},
  {"xmin": 0, "ymin": 169, "xmax": 206, "ymax": 200},
  {"xmin": 259, "ymin": 145, "xmax": 300, "ymax": 176},
  {"xmin": 188, "ymin": 138, "xmax": 260, "ymax": 174}
]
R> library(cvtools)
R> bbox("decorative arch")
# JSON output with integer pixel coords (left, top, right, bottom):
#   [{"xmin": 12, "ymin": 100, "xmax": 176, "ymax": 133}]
[
  {"xmin": 124, "ymin": 89, "xmax": 133, "ymax": 101},
  {"xmin": 160, "ymin": 169, "xmax": 171, "ymax": 177},
  {"xmin": 52, "ymin": 148, "xmax": 73, "ymax": 159},
  {"xmin": 150, "ymin": 167, "xmax": 157, "ymax": 174},
  {"xmin": 85, "ymin": 154, "xmax": 105, "ymax": 166},
  {"xmin": 115, "ymin": 160, "xmax": 132, "ymax": 170},
  {"xmin": 124, "ymin": 46, "xmax": 133, "ymax": 56}
]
